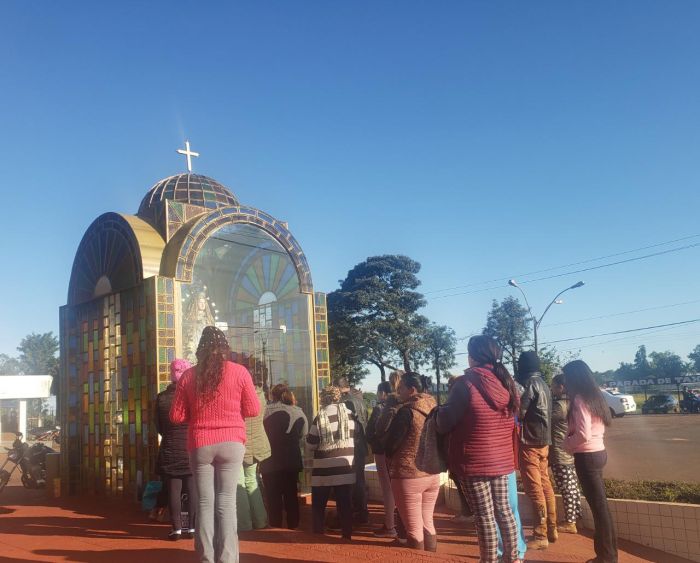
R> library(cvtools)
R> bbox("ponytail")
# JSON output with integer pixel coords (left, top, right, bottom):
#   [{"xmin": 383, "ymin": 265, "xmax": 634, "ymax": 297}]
[
  {"xmin": 493, "ymin": 361, "xmax": 519, "ymax": 415},
  {"xmin": 468, "ymin": 335, "xmax": 519, "ymax": 415}
]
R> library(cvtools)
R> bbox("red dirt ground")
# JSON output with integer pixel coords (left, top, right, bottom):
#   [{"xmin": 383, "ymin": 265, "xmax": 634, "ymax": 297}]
[{"xmin": 0, "ymin": 478, "xmax": 691, "ymax": 562}]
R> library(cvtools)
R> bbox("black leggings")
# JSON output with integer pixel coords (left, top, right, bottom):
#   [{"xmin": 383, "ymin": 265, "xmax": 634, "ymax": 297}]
[
  {"xmin": 262, "ymin": 470, "xmax": 300, "ymax": 529},
  {"xmin": 167, "ymin": 476, "xmax": 195, "ymax": 531},
  {"xmin": 574, "ymin": 451, "xmax": 617, "ymax": 563}
]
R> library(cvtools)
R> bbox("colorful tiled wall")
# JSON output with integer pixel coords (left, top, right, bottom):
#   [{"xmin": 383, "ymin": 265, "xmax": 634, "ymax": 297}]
[
  {"xmin": 314, "ymin": 292, "xmax": 330, "ymax": 394},
  {"xmin": 60, "ymin": 278, "xmax": 159, "ymax": 497}
]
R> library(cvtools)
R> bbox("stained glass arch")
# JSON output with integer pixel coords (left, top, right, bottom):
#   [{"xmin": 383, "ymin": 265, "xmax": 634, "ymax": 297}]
[
  {"xmin": 67, "ymin": 213, "xmax": 165, "ymax": 305},
  {"xmin": 162, "ymin": 206, "xmax": 313, "ymax": 294}
]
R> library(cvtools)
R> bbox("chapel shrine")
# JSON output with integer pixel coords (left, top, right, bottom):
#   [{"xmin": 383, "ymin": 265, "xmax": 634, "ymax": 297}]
[{"xmin": 59, "ymin": 143, "xmax": 329, "ymax": 496}]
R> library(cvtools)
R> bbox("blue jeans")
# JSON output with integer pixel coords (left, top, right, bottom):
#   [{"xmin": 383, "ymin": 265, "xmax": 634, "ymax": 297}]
[{"xmin": 497, "ymin": 471, "xmax": 527, "ymax": 560}]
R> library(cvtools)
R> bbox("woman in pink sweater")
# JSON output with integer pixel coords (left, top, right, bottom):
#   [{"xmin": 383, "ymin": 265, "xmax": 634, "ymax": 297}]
[
  {"xmin": 562, "ymin": 360, "xmax": 617, "ymax": 563},
  {"xmin": 170, "ymin": 326, "xmax": 260, "ymax": 563}
]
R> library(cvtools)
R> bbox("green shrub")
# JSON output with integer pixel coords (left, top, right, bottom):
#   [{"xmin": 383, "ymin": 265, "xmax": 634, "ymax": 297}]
[
  {"xmin": 516, "ymin": 474, "xmax": 700, "ymax": 504},
  {"xmin": 604, "ymin": 478, "xmax": 700, "ymax": 505}
]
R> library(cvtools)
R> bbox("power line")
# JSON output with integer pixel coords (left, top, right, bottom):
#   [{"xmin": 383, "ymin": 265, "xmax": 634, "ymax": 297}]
[
  {"xmin": 541, "ymin": 318, "xmax": 700, "ymax": 345},
  {"xmin": 431, "ymin": 242, "xmax": 700, "ymax": 300},
  {"xmin": 558, "ymin": 327, "xmax": 700, "ymax": 353},
  {"xmin": 541, "ymin": 299, "xmax": 700, "ymax": 328},
  {"xmin": 425, "ymin": 233, "xmax": 700, "ymax": 295}
]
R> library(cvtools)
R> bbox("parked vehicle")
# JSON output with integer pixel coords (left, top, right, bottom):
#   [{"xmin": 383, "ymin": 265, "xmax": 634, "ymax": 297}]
[
  {"xmin": 34, "ymin": 426, "xmax": 61, "ymax": 444},
  {"xmin": 601, "ymin": 389, "xmax": 629, "ymax": 418},
  {"xmin": 0, "ymin": 432, "xmax": 56, "ymax": 494},
  {"xmin": 606, "ymin": 389, "xmax": 636, "ymax": 414},
  {"xmin": 680, "ymin": 389, "xmax": 700, "ymax": 413},
  {"xmin": 641, "ymin": 394, "xmax": 680, "ymax": 414}
]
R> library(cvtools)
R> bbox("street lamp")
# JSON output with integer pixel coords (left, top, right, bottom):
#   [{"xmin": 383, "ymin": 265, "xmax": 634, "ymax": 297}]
[
  {"xmin": 253, "ymin": 325, "xmax": 287, "ymax": 390},
  {"xmin": 507, "ymin": 279, "xmax": 585, "ymax": 353}
]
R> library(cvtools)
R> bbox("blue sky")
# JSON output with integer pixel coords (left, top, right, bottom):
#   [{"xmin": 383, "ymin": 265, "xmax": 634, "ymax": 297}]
[{"xmin": 2, "ymin": 2, "xmax": 699, "ymax": 389}]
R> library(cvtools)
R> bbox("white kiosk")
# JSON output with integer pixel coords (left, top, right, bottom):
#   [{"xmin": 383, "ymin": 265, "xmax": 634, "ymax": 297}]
[{"xmin": 0, "ymin": 375, "xmax": 53, "ymax": 438}]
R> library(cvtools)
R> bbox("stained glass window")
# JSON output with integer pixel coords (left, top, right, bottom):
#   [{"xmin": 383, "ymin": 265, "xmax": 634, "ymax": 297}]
[{"xmin": 180, "ymin": 222, "xmax": 315, "ymax": 417}]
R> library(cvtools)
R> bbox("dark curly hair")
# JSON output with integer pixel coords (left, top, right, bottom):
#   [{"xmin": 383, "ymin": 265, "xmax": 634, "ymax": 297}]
[{"xmin": 195, "ymin": 326, "xmax": 231, "ymax": 401}]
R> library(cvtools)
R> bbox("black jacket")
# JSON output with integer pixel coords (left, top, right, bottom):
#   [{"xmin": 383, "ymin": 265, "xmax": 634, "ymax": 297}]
[
  {"xmin": 342, "ymin": 389, "xmax": 368, "ymax": 457},
  {"xmin": 519, "ymin": 372, "xmax": 552, "ymax": 446},
  {"xmin": 261, "ymin": 403, "xmax": 308, "ymax": 474},
  {"xmin": 155, "ymin": 384, "xmax": 191, "ymax": 477},
  {"xmin": 366, "ymin": 400, "xmax": 387, "ymax": 454}
]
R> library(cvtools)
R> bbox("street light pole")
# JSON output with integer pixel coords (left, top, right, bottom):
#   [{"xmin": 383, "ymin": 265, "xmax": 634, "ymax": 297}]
[{"xmin": 508, "ymin": 280, "xmax": 585, "ymax": 354}]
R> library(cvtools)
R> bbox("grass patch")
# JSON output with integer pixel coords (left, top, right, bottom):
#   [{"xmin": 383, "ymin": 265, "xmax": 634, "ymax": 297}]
[
  {"xmin": 516, "ymin": 474, "xmax": 700, "ymax": 504},
  {"xmin": 604, "ymin": 478, "xmax": 700, "ymax": 504}
]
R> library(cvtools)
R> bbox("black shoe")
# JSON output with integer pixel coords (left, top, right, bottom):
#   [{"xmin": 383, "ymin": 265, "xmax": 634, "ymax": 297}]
[
  {"xmin": 168, "ymin": 530, "xmax": 182, "ymax": 541},
  {"xmin": 352, "ymin": 512, "xmax": 369, "ymax": 525}
]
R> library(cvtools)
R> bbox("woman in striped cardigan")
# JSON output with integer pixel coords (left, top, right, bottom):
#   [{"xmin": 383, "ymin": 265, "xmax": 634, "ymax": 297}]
[{"xmin": 306, "ymin": 385, "xmax": 356, "ymax": 540}]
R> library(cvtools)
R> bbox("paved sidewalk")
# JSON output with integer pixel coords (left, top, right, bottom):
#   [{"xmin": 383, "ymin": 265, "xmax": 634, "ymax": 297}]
[{"xmin": 0, "ymin": 480, "xmax": 691, "ymax": 562}]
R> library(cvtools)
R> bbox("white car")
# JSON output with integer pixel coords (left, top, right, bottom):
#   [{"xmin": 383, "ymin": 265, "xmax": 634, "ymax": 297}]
[{"xmin": 601, "ymin": 389, "xmax": 636, "ymax": 417}]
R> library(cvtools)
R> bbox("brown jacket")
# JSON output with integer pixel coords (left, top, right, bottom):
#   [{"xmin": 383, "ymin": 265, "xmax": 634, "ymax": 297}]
[{"xmin": 385, "ymin": 393, "xmax": 437, "ymax": 479}]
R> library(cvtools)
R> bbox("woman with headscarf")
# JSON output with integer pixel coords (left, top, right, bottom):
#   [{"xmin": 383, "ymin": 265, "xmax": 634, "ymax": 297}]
[
  {"xmin": 306, "ymin": 385, "xmax": 356, "ymax": 540},
  {"xmin": 171, "ymin": 326, "xmax": 260, "ymax": 563},
  {"xmin": 156, "ymin": 358, "xmax": 193, "ymax": 540},
  {"xmin": 261, "ymin": 384, "xmax": 308, "ymax": 529}
]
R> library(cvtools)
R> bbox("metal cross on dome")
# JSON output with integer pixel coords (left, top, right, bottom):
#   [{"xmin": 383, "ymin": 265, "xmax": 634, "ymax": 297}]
[{"xmin": 177, "ymin": 140, "xmax": 200, "ymax": 172}]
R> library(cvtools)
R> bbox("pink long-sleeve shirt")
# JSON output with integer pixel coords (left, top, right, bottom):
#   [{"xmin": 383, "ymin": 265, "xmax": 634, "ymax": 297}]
[
  {"xmin": 562, "ymin": 395, "xmax": 605, "ymax": 454},
  {"xmin": 170, "ymin": 361, "xmax": 261, "ymax": 451}
]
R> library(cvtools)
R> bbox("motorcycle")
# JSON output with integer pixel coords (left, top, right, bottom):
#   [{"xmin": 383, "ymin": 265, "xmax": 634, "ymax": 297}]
[
  {"xmin": 35, "ymin": 426, "xmax": 61, "ymax": 445},
  {"xmin": 680, "ymin": 393, "xmax": 700, "ymax": 413},
  {"xmin": 0, "ymin": 432, "xmax": 56, "ymax": 493}
]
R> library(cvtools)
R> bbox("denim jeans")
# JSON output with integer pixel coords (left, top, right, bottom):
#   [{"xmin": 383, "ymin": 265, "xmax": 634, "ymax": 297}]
[
  {"xmin": 374, "ymin": 453, "xmax": 396, "ymax": 529},
  {"xmin": 497, "ymin": 471, "xmax": 527, "ymax": 560},
  {"xmin": 191, "ymin": 442, "xmax": 245, "ymax": 563},
  {"xmin": 575, "ymin": 450, "xmax": 618, "ymax": 563}
]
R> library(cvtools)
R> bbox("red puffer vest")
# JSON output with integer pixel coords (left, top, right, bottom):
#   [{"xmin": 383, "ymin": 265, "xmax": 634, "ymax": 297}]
[{"xmin": 448, "ymin": 367, "xmax": 516, "ymax": 479}]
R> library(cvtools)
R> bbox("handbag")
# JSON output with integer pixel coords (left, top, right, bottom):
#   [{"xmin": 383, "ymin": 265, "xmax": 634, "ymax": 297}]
[
  {"xmin": 415, "ymin": 412, "xmax": 447, "ymax": 474},
  {"xmin": 141, "ymin": 480, "xmax": 163, "ymax": 512}
]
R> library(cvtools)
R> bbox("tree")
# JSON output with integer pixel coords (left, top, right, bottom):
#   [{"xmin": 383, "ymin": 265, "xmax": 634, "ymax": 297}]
[
  {"xmin": 649, "ymin": 350, "xmax": 686, "ymax": 380},
  {"xmin": 483, "ymin": 296, "xmax": 531, "ymax": 377},
  {"xmin": 688, "ymin": 345, "xmax": 700, "ymax": 373},
  {"xmin": 592, "ymin": 369, "xmax": 617, "ymax": 386},
  {"xmin": 327, "ymin": 290, "xmax": 373, "ymax": 385},
  {"xmin": 539, "ymin": 346, "xmax": 578, "ymax": 385},
  {"xmin": 616, "ymin": 361, "xmax": 637, "ymax": 380},
  {"xmin": 17, "ymin": 332, "xmax": 59, "ymax": 375},
  {"xmin": 328, "ymin": 255, "xmax": 427, "ymax": 382},
  {"xmin": 633, "ymin": 345, "xmax": 652, "ymax": 379},
  {"xmin": 420, "ymin": 324, "xmax": 457, "ymax": 401},
  {"xmin": 0, "ymin": 354, "xmax": 23, "ymax": 375}
]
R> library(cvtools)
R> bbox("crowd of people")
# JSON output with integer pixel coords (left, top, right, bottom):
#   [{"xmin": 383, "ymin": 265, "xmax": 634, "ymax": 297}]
[{"xmin": 155, "ymin": 325, "xmax": 618, "ymax": 563}]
